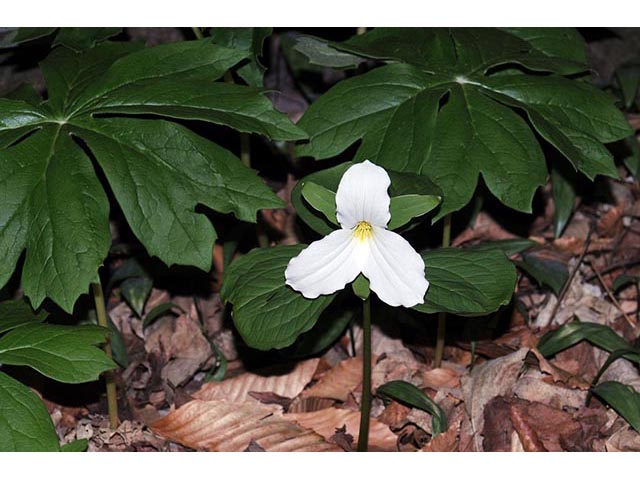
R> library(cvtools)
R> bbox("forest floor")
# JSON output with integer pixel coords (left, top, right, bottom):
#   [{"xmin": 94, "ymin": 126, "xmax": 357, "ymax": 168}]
[{"xmin": 44, "ymin": 160, "xmax": 640, "ymax": 452}]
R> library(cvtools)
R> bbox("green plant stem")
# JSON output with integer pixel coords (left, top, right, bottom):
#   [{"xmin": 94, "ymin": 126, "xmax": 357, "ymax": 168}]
[
  {"xmin": 434, "ymin": 213, "xmax": 452, "ymax": 368},
  {"xmin": 357, "ymin": 296, "xmax": 372, "ymax": 452},
  {"xmin": 92, "ymin": 282, "xmax": 119, "ymax": 430},
  {"xmin": 191, "ymin": 27, "xmax": 204, "ymax": 40}
]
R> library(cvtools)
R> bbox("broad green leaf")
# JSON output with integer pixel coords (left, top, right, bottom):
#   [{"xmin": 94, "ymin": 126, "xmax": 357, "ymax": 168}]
[
  {"xmin": 0, "ymin": 125, "xmax": 111, "ymax": 312},
  {"xmin": 294, "ymin": 35, "xmax": 365, "ymax": 70},
  {"xmin": 291, "ymin": 301, "xmax": 355, "ymax": 357},
  {"xmin": 551, "ymin": 162, "xmax": 577, "ymax": 237},
  {"xmin": 414, "ymin": 247, "xmax": 517, "ymax": 315},
  {"xmin": 53, "ymin": 27, "xmax": 122, "ymax": 51},
  {"xmin": 467, "ymin": 238, "xmax": 536, "ymax": 257},
  {"xmin": 121, "ymin": 277, "xmax": 153, "ymax": 318},
  {"xmin": 41, "ymin": 41, "xmax": 144, "ymax": 117},
  {"xmin": 210, "ymin": 27, "xmax": 272, "ymax": 87},
  {"xmin": 616, "ymin": 64, "xmax": 640, "ymax": 110},
  {"xmin": 5, "ymin": 83, "xmax": 42, "ymax": 106},
  {"xmin": 292, "ymin": 162, "xmax": 441, "ymax": 236},
  {"xmin": 107, "ymin": 316, "xmax": 128, "ymax": 368},
  {"xmin": 0, "ymin": 323, "xmax": 116, "ymax": 383},
  {"xmin": 0, "ymin": 371, "xmax": 59, "ymax": 452},
  {"xmin": 75, "ymin": 117, "xmax": 283, "ymax": 270},
  {"xmin": 498, "ymin": 28, "xmax": 587, "ymax": 65},
  {"xmin": 221, "ymin": 245, "xmax": 336, "ymax": 350},
  {"xmin": 387, "ymin": 194, "xmax": 441, "ymax": 230},
  {"xmin": 517, "ymin": 250, "xmax": 569, "ymax": 296},
  {"xmin": 301, "ymin": 182, "xmax": 338, "ymax": 226},
  {"xmin": 621, "ymin": 135, "xmax": 640, "ymax": 178},
  {"xmin": 0, "ymin": 27, "xmax": 56, "ymax": 47},
  {"xmin": 377, "ymin": 380, "xmax": 448, "ymax": 436},
  {"xmin": 537, "ymin": 320, "xmax": 640, "ymax": 364},
  {"xmin": 61, "ymin": 439, "xmax": 88, "ymax": 452},
  {"xmin": 298, "ymin": 28, "xmax": 628, "ymax": 219},
  {"xmin": 591, "ymin": 381, "xmax": 640, "ymax": 433},
  {"xmin": 106, "ymin": 257, "xmax": 148, "ymax": 291},
  {"xmin": 0, "ymin": 299, "xmax": 47, "ymax": 334},
  {"xmin": 0, "ymin": 38, "xmax": 302, "ymax": 312},
  {"xmin": 84, "ymin": 80, "xmax": 305, "ymax": 141},
  {"xmin": 0, "ymin": 27, "xmax": 120, "ymax": 51}
]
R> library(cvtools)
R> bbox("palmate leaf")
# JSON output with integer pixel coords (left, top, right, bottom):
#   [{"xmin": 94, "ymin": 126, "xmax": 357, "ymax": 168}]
[
  {"xmin": 0, "ymin": 38, "xmax": 305, "ymax": 312},
  {"xmin": 0, "ymin": 371, "xmax": 60, "ymax": 452},
  {"xmin": 0, "ymin": 27, "xmax": 121, "ymax": 51},
  {"xmin": 296, "ymin": 28, "xmax": 631, "ymax": 221}
]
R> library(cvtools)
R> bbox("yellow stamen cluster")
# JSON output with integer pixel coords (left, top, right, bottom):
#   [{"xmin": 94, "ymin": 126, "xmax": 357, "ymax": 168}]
[{"xmin": 354, "ymin": 221, "xmax": 373, "ymax": 242}]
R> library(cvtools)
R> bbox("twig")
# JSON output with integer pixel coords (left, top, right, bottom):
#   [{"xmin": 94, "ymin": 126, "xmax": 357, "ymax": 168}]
[
  {"xmin": 584, "ymin": 258, "xmax": 640, "ymax": 282},
  {"xmin": 589, "ymin": 259, "xmax": 638, "ymax": 329},
  {"xmin": 547, "ymin": 224, "xmax": 594, "ymax": 324}
]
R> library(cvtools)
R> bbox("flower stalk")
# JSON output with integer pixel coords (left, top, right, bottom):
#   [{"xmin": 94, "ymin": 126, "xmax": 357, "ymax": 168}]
[
  {"xmin": 92, "ymin": 282, "xmax": 119, "ymax": 430},
  {"xmin": 357, "ymin": 295, "xmax": 372, "ymax": 452},
  {"xmin": 434, "ymin": 213, "xmax": 452, "ymax": 368}
]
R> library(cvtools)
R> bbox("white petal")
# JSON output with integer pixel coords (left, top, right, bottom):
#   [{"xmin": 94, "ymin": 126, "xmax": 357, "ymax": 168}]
[
  {"xmin": 362, "ymin": 226, "xmax": 429, "ymax": 308},
  {"xmin": 285, "ymin": 229, "xmax": 368, "ymax": 299},
  {"xmin": 335, "ymin": 160, "xmax": 391, "ymax": 229}
]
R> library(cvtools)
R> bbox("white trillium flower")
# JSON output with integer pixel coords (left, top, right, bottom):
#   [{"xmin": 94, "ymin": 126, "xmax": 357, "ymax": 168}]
[{"xmin": 285, "ymin": 160, "xmax": 429, "ymax": 308}]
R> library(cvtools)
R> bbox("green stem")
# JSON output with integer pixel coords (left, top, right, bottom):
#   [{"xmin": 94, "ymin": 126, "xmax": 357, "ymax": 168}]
[
  {"xmin": 434, "ymin": 213, "xmax": 452, "ymax": 368},
  {"xmin": 357, "ymin": 296, "xmax": 372, "ymax": 452},
  {"xmin": 191, "ymin": 27, "xmax": 204, "ymax": 40},
  {"xmin": 92, "ymin": 282, "xmax": 119, "ymax": 430}
]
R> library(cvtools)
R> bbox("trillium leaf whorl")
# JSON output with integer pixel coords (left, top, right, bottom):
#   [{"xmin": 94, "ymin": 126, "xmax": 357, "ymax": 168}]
[{"xmin": 285, "ymin": 161, "xmax": 429, "ymax": 308}]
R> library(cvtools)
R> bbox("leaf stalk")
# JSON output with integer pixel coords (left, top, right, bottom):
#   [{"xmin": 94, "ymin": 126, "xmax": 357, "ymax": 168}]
[
  {"xmin": 357, "ymin": 295, "xmax": 372, "ymax": 452},
  {"xmin": 434, "ymin": 213, "xmax": 452, "ymax": 368}
]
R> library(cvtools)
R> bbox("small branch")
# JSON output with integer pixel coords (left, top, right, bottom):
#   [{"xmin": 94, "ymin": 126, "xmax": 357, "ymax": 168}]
[
  {"xmin": 191, "ymin": 27, "xmax": 204, "ymax": 40},
  {"xmin": 547, "ymin": 224, "xmax": 594, "ymax": 325},
  {"xmin": 92, "ymin": 282, "xmax": 119, "ymax": 430},
  {"xmin": 589, "ymin": 259, "xmax": 638, "ymax": 329}
]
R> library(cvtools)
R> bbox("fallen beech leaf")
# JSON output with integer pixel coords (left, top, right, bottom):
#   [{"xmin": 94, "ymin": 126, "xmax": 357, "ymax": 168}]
[
  {"xmin": 287, "ymin": 396, "xmax": 336, "ymax": 414},
  {"xmin": 482, "ymin": 396, "xmax": 513, "ymax": 452},
  {"xmin": 513, "ymin": 374, "xmax": 587, "ymax": 410},
  {"xmin": 286, "ymin": 407, "xmax": 397, "ymax": 451},
  {"xmin": 377, "ymin": 401, "xmax": 411, "ymax": 427},
  {"xmin": 248, "ymin": 391, "xmax": 293, "ymax": 409},
  {"xmin": 152, "ymin": 400, "xmax": 340, "ymax": 452},
  {"xmin": 597, "ymin": 206, "xmax": 623, "ymax": 238},
  {"xmin": 421, "ymin": 366, "xmax": 463, "ymax": 390},
  {"xmin": 194, "ymin": 358, "xmax": 319, "ymax": 403},
  {"xmin": 302, "ymin": 356, "xmax": 368, "ymax": 401},
  {"xmin": 461, "ymin": 348, "xmax": 528, "ymax": 451}
]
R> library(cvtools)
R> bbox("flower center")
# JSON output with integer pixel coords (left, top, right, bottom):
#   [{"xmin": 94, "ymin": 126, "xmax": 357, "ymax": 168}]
[{"xmin": 354, "ymin": 221, "xmax": 373, "ymax": 241}]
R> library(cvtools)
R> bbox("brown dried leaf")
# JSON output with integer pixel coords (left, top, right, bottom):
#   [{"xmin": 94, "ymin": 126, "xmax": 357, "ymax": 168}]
[
  {"xmin": 287, "ymin": 396, "xmax": 336, "ymax": 414},
  {"xmin": 285, "ymin": 407, "xmax": 398, "ymax": 451},
  {"xmin": 194, "ymin": 358, "xmax": 319, "ymax": 403},
  {"xmin": 452, "ymin": 212, "xmax": 517, "ymax": 247},
  {"xmin": 420, "ymin": 415, "xmax": 463, "ymax": 452},
  {"xmin": 606, "ymin": 426, "xmax": 640, "ymax": 452},
  {"xmin": 302, "ymin": 356, "xmax": 367, "ymax": 402},
  {"xmin": 461, "ymin": 348, "xmax": 528, "ymax": 451},
  {"xmin": 377, "ymin": 401, "xmax": 411, "ymax": 427},
  {"xmin": 152, "ymin": 400, "xmax": 340, "ymax": 452},
  {"xmin": 509, "ymin": 403, "xmax": 548, "ymax": 452}
]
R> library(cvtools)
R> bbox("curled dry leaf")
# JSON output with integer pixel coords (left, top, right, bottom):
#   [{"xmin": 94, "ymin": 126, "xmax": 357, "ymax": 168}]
[
  {"xmin": 285, "ymin": 407, "xmax": 398, "ymax": 451},
  {"xmin": 451, "ymin": 212, "xmax": 517, "ymax": 247},
  {"xmin": 194, "ymin": 358, "xmax": 319, "ymax": 403},
  {"xmin": 302, "ymin": 356, "xmax": 368, "ymax": 402},
  {"xmin": 287, "ymin": 396, "xmax": 336, "ymax": 414},
  {"xmin": 152, "ymin": 400, "xmax": 340, "ymax": 452}
]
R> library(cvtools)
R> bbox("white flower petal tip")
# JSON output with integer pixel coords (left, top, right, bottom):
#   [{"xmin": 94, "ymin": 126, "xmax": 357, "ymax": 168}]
[
  {"xmin": 336, "ymin": 160, "xmax": 391, "ymax": 229},
  {"xmin": 285, "ymin": 160, "xmax": 429, "ymax": 308}
]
